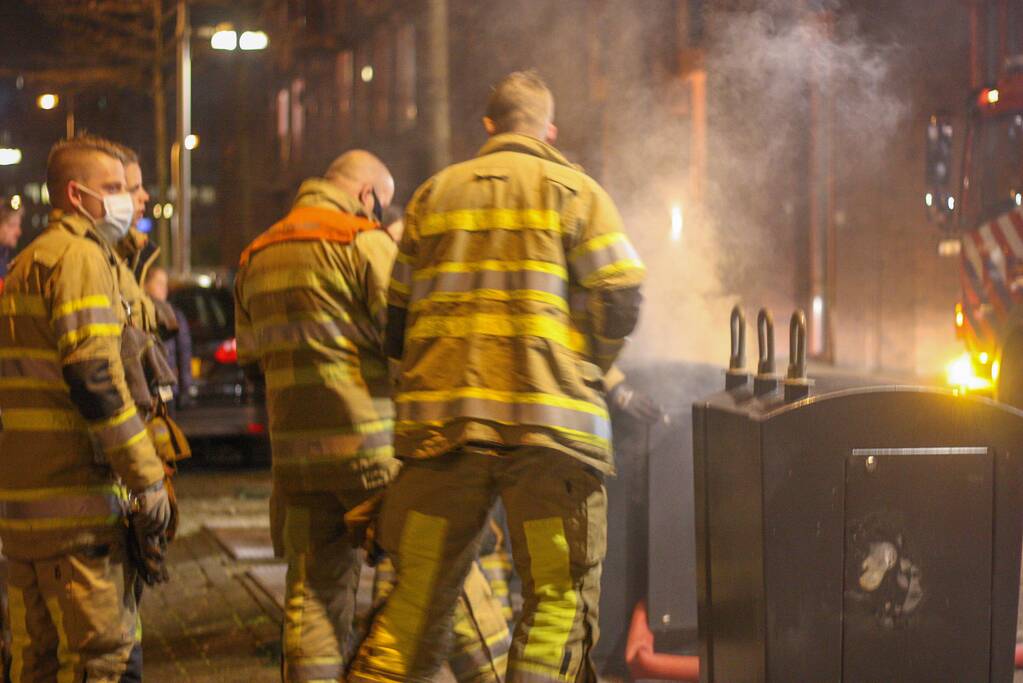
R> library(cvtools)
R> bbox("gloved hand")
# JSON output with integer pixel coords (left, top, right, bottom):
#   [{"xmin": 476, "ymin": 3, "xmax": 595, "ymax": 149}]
[
  {"xmin": 608, "ymin": 382, "xmax": 664, "ymax": 423},
  {"xmin": 132, "ymin": 480, "xmax": 171, "ymax": 536}
]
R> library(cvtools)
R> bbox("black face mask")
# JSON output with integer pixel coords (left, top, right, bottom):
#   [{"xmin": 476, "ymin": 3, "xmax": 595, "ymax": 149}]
[{"xmin": 371, "ymin": 190, "xmax": 383, "ymax": 223}]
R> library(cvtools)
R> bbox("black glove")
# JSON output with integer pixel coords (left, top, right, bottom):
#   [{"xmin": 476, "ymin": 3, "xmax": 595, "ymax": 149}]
[{"xmin": 608, "ymin": 383, "xmax": 663, "ymax": 423}]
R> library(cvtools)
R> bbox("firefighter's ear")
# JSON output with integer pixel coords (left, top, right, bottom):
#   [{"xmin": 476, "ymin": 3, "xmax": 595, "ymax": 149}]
[
  {"xmin": 545, "ymin": 123, "xmax": 558, "ymax": 144},
  {"xmin": 482, "ymin": 117, "xmax": 497, "ymax": 136}
]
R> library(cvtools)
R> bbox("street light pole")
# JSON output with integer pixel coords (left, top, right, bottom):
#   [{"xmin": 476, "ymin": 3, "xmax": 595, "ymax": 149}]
[{"xmin": 175, "ymin": 0, "xmax": 192, "ymax": 275}]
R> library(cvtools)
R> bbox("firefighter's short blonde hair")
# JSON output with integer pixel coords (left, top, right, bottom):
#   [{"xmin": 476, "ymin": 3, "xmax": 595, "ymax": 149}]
[
  {"xmin": 485, "ymin": 70, "xmax": 554, "ymax": 135},
  {"xmin": 46, "ymin": 134, "xmax": 127, "ymax": 206}
]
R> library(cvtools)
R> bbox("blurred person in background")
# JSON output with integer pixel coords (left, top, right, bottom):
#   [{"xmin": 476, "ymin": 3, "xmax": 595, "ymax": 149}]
[
  {"xmin": 145, "ymin": 265, "xmax": 193, "ymax": 410},
  {"xmin": 0, "ymin": 196, "xmax": 24, "ymax": 292}
]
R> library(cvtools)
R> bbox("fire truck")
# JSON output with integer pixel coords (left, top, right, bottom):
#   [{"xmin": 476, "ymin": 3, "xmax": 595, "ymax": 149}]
[{"xmin": 927, "ymin": 1, "xmax": 1023, "ymax": 407}]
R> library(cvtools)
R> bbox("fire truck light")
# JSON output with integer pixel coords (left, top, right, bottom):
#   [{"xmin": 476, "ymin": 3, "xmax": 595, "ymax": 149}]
[
  {"xmin": 947, "ymin": 196, "xmax": 955, "ymax": 210},
  {"xmin": 925, "ymin": 192, "xmax": 933, "ymax": 207},
  {"xmin": 670, "ymin": 204, "xmax": 683, "ymax": 242},
  {"xmin": 946, "ymin": 352, "xmax": 992, "ymax": 392},
  {"xmin": 955, "ymin": 303, "xmax": 965, "ymax": 328}
]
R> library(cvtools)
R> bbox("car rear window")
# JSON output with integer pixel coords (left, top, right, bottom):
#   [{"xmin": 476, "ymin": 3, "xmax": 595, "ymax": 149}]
[{"xmin": 170, "ymin": 287, "xmax": 235, "ymax": 344}]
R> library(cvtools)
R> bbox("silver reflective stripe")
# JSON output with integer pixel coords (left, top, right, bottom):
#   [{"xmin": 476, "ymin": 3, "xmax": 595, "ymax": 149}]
[
  {"xmin": 51, "ymin": 306, "xmax": 119, "ymax": 339},
  {"xmin": 0, "ymin": 357, "xmax": 63, "ymax": 382},
  {"xmin": 397, "ymin": 396, "xmax": 611, "ymax": 442},
  {"xmin": 92, "ymin": 413, "xmax": 147, "ymax": 452},
  {"xmin": 392, "ymin": 259, "xmax": 414, "ymax": 287},
  {"xmin": 287, "ymin": 662, "xmax": 344, "ymax": 682},
  {"xmin": 570, "ymin": 236, "xmax": 640, "ymax": 282},
  {"xmin": 412, "ymin": 269, "xmax": 568, "ymax": 301},
  {"xmin": 254, "ymin": 317, "xmax": 370, "ymax": 352},
  {"xmin": 270, "ymin": 425, "xmax": 394, "ymax": 460},
  {"xmin": 0, "ymin": 493, "xmax": 123, "ymax": 520}
]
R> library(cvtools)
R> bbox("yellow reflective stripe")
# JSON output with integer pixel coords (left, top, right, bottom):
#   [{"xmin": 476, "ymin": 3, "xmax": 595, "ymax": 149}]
[
  {"xmin": 0, "ymin": 484, "xmax": 122, "ymax": 503},
  {"xmin": 107, "ymin": 430, "xmax": 148, "ymax": 454},
  {"xmin": 272, "ymin": 445, "xmax": 394, "ymax": 466},
  {"xmin": 272, "ymin": 419, "xmax": 394, "ymax": 441},
  {"xmin": 396, "ymin": 387, "xmax": 607, "ymax": 417},
  {"xmin": 0, "ymin": 377, "xmax": 65, "ymax": 391},
  {"xmin": 44, "ymin": 593, "xmax": 80, "ymax": 683},
  {"xmin": 52, "ymin": 294, "xmax": 112, "ymax": 320},
  {"xmin": 0, "ymin": 515, "xmax": 121, "ymax": 531},
  {"xmin": 579, "ymin": 259, "xmax": 646, "ymax": 288},
  {"xmin": 413, "ymin": 259, "xmax": 567, "ymax": 281},
  {"xmin": 409, "ymin": 288, "xmax": 569, "ymax": 314},
  {"xmin": 420, "ymin": 209, "xmax": 561, "ymax": 236},
  {"xmin": 522, "ymin": 517, "xmax": 576, "ymax": 668},
  {"xmin": 396, "ymin": 251, "xmax": 414, "ymax": 265},
  {"xmin": 569, "ymin": 231, "xmax": 627, "ymax": 260},
  {"xmin": 394, "ymin": 419, "xmax": 610, "ymax": 451},
  {"xmin": 371, "ymin": 511, "xmax": 448, "ymax": 676},
  {"xmin": 0, "ymin": 293, "xmax": 46, "ymax": 316},
  {"xmin": 0, "ymin": 347, "xmax": 59, "ymax": 362},
  {"xmin": 57, "ymin": 323, "xmax": 121, "ymax": 350},
  {"xmin": 264, "ymin": 362, "xmax": 366, "ymax": 388},
  {"xmin": 89, "ymin": 405, "xmax": 137, "ymax": 433},
  {"xmin": 256, "ymin": 334, "xmax": 358, "ymax": 355},
  {"xmin": 389, "ymin": 277, "xmax": 411, "ymax": 296},
  {"xmin": 243, "ymin": 269, "xmax": 351, "ymax": 298},
  {"xmin": 1, "ymin": 408, "xmax": 84, "ymax": 432},
  {"xmin": 8, "ymin": 583, "xmax": 27, "ymax": 683},
  {"xmin": 408, "ymin": 313, "xmax": 587, "ymax": 353}
]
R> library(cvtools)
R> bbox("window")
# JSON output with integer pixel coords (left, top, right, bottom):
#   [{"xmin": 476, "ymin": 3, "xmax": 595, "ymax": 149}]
[
  {"xmin": 276, "ymin": 88, "xmax": 290, "ymax": 164},
  {"xmin": 371, "ymin": 25, "xmax": 393, "ymax": 135},
  {"xmin": 336, "ymin": 50, "xmax": 353, "ymax": 140},
  {"xmin": 291, "ymin": 78, "xmax": 306, "ymax": 162}
]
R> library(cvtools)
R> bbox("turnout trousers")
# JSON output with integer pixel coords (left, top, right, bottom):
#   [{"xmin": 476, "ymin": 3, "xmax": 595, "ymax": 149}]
[
  {"xmin": 271, "ymin": 487, "xmax": 372, "ymax": 683},
  {"xmin": 5, "ymin": 541, "xmax": 140, "ymax": 683},
  {"xmin": 348, "ymin": 446, "xmax": 607, "ymax": 683}
]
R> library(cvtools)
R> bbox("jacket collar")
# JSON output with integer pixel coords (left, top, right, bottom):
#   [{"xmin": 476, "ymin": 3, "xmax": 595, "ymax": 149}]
[
  {"xmin": 477, "ymin": 133, "xmax": 575, "ymax": 169},
  {"xmin": 48, "ymin": 209, "xmax": 118, "ymax": 262},
  {"xmin": 293, "ymin": 178, "xmax": 370, "ymax": 218}
]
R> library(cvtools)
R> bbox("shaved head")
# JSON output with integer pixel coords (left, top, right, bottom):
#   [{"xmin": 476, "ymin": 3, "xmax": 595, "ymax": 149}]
[
  {"xmin": 484, "ymin": 70, "xmax": 555, "ymax": 139},
  {"xmin": 47, "ymin": 135, "xmax": 127, "ymax": 212},
  {"xmin": 324, "ymin": 149, "xmax": 395, "ymax": 218}
]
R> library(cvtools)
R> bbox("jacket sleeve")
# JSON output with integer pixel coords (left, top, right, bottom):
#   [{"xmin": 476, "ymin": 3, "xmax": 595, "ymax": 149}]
[
  {"xmin": 49, "ymin": 246, "xmax": 164, "ymax": 491},
  {"xmin": 385, "ymin": 180, "xmax": 430, "ymax": 360},
  {"xmin": 234, "ymin": 268, "xmax": 257, "ymax": 372},
  {"xmin": 356, "ymin": 230, "xmax": 398, "ymax": 350},
  {"xmin": 566, "ymin": 184, "xmax": 646, "ymax": 371}
]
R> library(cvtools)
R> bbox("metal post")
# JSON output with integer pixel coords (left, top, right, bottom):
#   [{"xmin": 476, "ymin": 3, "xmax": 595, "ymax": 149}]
[
  {"xmin": 65, "ymin": 94, "xmax": 75, "ymax": 139},
  {"xmin": 808, "ymin": 11, "xmax": 835, "ymax": 362},
  {"xmin": 421, "ymin": 0, "xmax": 451, "ymax": 173},
  {"xmin": 153, "ymin": 0, "xmax": 171, "ymax": 265},
  {"xmin": 175, "ymin": 0, "xmax": 191, "ymax": 275}
]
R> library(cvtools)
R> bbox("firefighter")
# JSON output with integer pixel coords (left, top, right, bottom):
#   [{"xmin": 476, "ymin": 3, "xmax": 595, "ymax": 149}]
[
  {"xmin": 349, "ymin": 70, "xmax": 646, "ymax": 683},
  {"xmin": 0, "ymin": 135, "xmax": 170, "ymax": 682},
  {"xmin": 0, "ymin": 195, "xmax": 23, "ymax": 293}
]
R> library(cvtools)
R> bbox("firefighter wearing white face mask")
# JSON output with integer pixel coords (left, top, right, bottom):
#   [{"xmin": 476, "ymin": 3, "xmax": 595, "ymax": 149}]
[{"xmin": 0, "ymin": 135, "xmax": 168, "ymax": 683}]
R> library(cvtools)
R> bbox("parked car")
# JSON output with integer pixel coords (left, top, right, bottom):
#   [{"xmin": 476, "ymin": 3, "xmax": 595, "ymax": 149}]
[{"xmin": 168, "ymin": 283, "xmax": 268, "ymax": 465}]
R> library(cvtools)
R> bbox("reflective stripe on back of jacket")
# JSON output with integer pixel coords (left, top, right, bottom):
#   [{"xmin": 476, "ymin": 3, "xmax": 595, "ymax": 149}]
[
  {"xmin": 0, "ymin": 211, "xmax": 164, "ymax": 560},
  {"xmin": 235, "ymin": 179, "xmax": 398, "ymax": 493},
  {"xmin": 389, "ymin": 133, "xmax": 646, "ymax": 472}
]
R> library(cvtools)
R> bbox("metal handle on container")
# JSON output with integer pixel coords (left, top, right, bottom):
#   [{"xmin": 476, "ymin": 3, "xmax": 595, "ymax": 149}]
[
  {"xmin": 784, "ymin": 310, "xmax": 813, "ymax": 402},
  {"xmin": 726, "ymin": 306, "xmax": 750, "ymax": 391},
  {"xmin": 754, "ymin": 308, "xmax": 778, "ymax": 396}
]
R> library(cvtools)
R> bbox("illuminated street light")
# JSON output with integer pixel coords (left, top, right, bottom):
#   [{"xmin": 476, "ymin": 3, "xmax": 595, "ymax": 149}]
[
  {"xmin": 361, "ymin": 65, "xmax": 375, "ymax": 82},
  {"xmin": 184, "ymin": 134, "xmax": 200, "ymax": 150},
  {"xmin": 670, "ymin": 203, "xmax": 683, "ymax": 242},
  {"xmin": 154, "ymin": 204, "xmax": 163, "ymax": 219},
  {"xmin": 211, "ymin": 27, "xmax": 238, "ymax": 51},
  {"xmin": 0, "ymin": 148, "xmax": 22, "ymax": 166},
  {"xmin": 239, "ymin": 31, "xmax": 268, "ymax": 50},
  {"xmin": 163, "ymin": 203, "xmax": 174, "ymax": 219},
  {"xmin": 37, "ymin": 93, "xmax": 59, "ymax": 110},
  {"xmin": 9, "ymin": 195, "xmax": 21, "ymax": 211}
]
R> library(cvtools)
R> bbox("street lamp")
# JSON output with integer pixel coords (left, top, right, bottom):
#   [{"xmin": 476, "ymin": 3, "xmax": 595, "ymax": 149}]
[
  {"xmin": 211, "ymin": 25, "xmax": 237, "ymax": 51},
  {"xmin": 239, "ymin": 31, "xmax": 268, "ymax": 51},
  {"xmin": 184, "ymin": 134, "xmax": 200, "ymax": 150},
  {"xmin": 0, "ymin": 148, "xmax": 23, "ymax": 166},
  {"xmin": 37, "ymin": 93, "xmax": 59, "ymax": 110}
]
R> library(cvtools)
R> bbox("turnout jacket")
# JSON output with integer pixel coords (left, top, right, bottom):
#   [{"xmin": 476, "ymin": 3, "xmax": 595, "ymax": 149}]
[
  {"xmin": 235, "ymin": 179, "xmax": 399, "ymax": 494},
  {"xmin": 387, "ymin": 133, "xmax": 646, "ymax": 472},
  {"xmin": 0, "ymin": 210, "xmax": 164, "ymax": 560}
]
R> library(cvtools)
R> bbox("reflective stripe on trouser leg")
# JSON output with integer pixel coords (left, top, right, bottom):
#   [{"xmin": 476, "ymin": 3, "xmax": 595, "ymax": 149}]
[
  {"xmin": 448, "ymin": 562, "xmax": 511, "ymax": 683},
  {"xmin": 282, "ymin": 492, "xmax": 360, "ymax": 682},
  {"xmin": 501, "ymin": 449, "xmax": 607, "ymax": 683},
  {"xmin": 349, "ymin": 453, "xmax": 497, "ymax": 683}
]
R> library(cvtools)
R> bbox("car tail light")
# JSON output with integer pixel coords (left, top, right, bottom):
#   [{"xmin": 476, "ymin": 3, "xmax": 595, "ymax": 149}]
[
  {"xmin": 214, "ymin": 338, "xmax": 238, "ymax": 364},
  {"xmin": 247, "ymin": 422, "xmax": 266, "ymax": 435}
]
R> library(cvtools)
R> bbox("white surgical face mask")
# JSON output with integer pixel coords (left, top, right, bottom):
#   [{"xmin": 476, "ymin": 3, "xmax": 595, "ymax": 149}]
[{"xmin": 75, "ymin": 183, "xmax": 134, "ymax": 245}]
